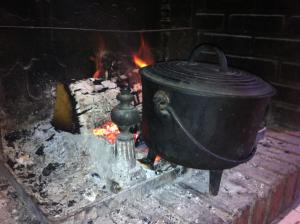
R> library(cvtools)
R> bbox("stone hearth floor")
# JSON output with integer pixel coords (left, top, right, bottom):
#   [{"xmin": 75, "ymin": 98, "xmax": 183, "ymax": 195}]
[{"xmin": 0, "ymin": 128, "xmax": 300, "ymax": 224}]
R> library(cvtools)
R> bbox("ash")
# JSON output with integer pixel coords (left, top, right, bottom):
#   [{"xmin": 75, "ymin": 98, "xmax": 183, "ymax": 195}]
[
  {"xmin": 0, "ymin": 176, "xmax": 39, "ymax": 224},
  {"xmin": 2, "ymin": 121, "xmax": 108, "ymax": 218},
  {"xmin": 1, "ymin": 120, "xmax": 179, "ymax": 221}
]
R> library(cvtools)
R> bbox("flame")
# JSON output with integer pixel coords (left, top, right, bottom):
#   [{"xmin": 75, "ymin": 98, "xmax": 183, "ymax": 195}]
[
  {"xmin": 133, "ymin": 55, "xmax": 148, "ymax": 68},
  {"xmin": 90, "ymin": 39, "xmax": 106, "ymax": 79},
  {"xmin": 93, "ymin": 121, "xmax": 139, "ymax": 144},
  {"xmin": 93, "ymin": 121, "xmax": 120, "ymax": 144},
  {"xmin": 155, "ymin": 155, "xmax": 161, "ymax": 162},
  {"xmin": 133, "ymin": 35, "xmax": 154, "ymax": 68},
  {"xmin": 93, "ymin": 70, "xmax": 101, "ymax": 79}
]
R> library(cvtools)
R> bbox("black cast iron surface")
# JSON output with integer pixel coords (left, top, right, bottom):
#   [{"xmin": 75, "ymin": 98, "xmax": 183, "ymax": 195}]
[
  {"xmin": 142, "ymin": 61, "xmax": 274, "ymax": 97},
  {"xmin": 140, "ymin": 44, "xmax": 275, "ymax": 170}
]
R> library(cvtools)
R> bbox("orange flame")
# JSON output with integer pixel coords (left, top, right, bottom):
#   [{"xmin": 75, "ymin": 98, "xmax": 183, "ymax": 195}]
[
  {"xmin": 93, "ymin": 121, "xmax": 120, "ymax": 144},
  {"xmin": 90, "ymin": 38, "xmax": 106, "ymax": 79},
  {"xmin": 133, "ymin": 36, "xmax": 154, "ymax": 68},
  {"xmin": 93, "ymin": 121, "xmax": 139, "ymax": 144},
  {"xmin": 155, "ymin": 155, "xmax": 161, "ymax": 162},
  {"xmin": 133, "ymin": 55, "xmax": 148, "ymax": 68}
]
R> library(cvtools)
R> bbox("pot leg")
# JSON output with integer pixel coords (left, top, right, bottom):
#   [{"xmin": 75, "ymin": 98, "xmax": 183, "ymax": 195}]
[
  {"xmin": 209, "ymin": 170, "xmax": 223, "ymax": 195},
  {"xmin": 138, "ymin": 149, "xmax": 157, "ymax": 169}
]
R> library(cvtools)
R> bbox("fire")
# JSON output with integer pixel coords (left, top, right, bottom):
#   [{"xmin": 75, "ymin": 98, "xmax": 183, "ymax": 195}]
[
  {"xmin": 155, "ymin": 155, "xmax": 161, "ymax": 162},
  {"xmin": 93, "ymin": 121, "xmax": 139, "ymax": 144},
  {"xmin": 133, "ymin": 55, "xmax": 148, "ymax": 68},
  {"xmin": 132, "ymin": 35, "xmax": 154, "ymax": 68},
  {"xmin": 93, "ymin": 121, "xmax": 120, "ymax": 144},
  {"xmin": 90, "ymin": 39, "xmax": 106, "ymax": 79}
]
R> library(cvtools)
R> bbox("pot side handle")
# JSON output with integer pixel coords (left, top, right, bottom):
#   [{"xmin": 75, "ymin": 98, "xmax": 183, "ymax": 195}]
[
  {"xmin": 153, "ymin": 90, "xmax": 256, "ymax": 166},
  {"xmin": 165, "ymin": 106, "xmax": 256, "ymax": 165}
]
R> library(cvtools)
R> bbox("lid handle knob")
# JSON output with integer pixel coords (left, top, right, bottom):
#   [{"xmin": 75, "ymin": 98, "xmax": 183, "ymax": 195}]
[{"xmin": 189, "ymin": 44, "xmax": 229, "ymax": 72}]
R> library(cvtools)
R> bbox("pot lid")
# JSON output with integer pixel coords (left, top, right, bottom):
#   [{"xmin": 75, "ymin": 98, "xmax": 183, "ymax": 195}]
[{"xmin": 140, "ymin": 45, "xmax": 275, "ymax": 98}]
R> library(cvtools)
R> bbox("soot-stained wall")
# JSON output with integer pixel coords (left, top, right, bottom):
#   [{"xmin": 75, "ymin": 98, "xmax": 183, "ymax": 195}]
[
  {"xmin": 1, "ymin": 0, "xmax": 299, "ymax": 129},
  {"xmin": 193, "ymin": 0, "xmax": 300, "ymax": 129}
]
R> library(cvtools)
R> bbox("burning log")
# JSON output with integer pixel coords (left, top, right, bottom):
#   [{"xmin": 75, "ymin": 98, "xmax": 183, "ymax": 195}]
[
  {"xmin": 52, "ymin": 82, "xmax": 78, "ymax": 133},
  {"xmin": 69, "ymin": 79, "xmax": 120, "ymax": 135}
]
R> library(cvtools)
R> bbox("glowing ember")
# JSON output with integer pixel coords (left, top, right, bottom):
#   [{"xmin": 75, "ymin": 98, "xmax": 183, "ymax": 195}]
[
  {"xmin": 132, "ymin": 35, "xmax": 154, "ymax": 68},
  {"xmin": 155, "ymin": 155, "xmax": 161, "ymax": 162},
  {"xmin": 93, "ymin": 121, "xmax": 120, "ymax": 144},
  {"xmin": 93, "ymin": 121, "xmax": 139, "ymax": 144}
]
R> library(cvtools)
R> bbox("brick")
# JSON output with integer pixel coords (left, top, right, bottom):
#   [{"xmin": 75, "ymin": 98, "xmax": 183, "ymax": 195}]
[
  {"xmin": 179, "ymin": 170, "xmax": 256, "ymax": 223},
  {"xmin": 0, "ymin": 9, "xmax": 34, "ymax": 26},
  {"xmin": 256, "ymin": 149, "xmax": 299, "ymax": 172},
  {"xmin": 255, "ymin": 147, "xmax": 300, "ymax": 204},
  {"xmin": 235, "ymin": 206, "xmax": 251, "ymax": 224},
  {"xmin": 267, "ymin": 181, "xmax": 286, "ymax": 223},
  {"xmin": 248, "ymin": 151, "xmax": 298, "ymax": 214},
  {"xmin": 283, "ymin": 131, "xmax": 300, "ymax": 138},
  {"xmin": 255, "ymin": 0, "xmax": 300, "ymax": 14},
  {"xmin": 268, "ymin": 129, "xmax": 300, "ymax": 146},
  {"xmin": 254, "ymin": 37, "xmax": 300, "ymax": 61},
  {"xmin": 178, "ymin": 185, "xmax": 234, "ymax": 223},
  {"xmin": 235, "ymin": 163, "xmax": 286, "ymax": 223},
  {"xmin": 295, "ymin": 172, "xmax": 300, "ymax": 199},
  {"xmin": 257, "ymin": 145, "xmax": 300, "ymax": 169},
  {"xmin": 272, "ymin": 83, "xmax": 300, "ymax": 105},
  {"xmin": 228, "ymin": 14, "xmax": 284, "ymax": 35},
  {"xmin": 280, "ymin": 62, "xmax": 300, "ymax": 83},
  {"xmin": 194, "ymin": 0, "xmax": 207, "ymax": 13},
  {"xmin": 227, "ymin": 55, "xmax": 278, "ymax": 81},
  {"xmin": 270, "ymin": 102, "xmax": 300, "ymax": 129},
  {"xmin": 286, "ymin": 16, "xmax": 300, "ymax": 36},
  {"xmin": 206, "ymin": 0, "xmax": 255, "ymax": 13},
  {"xmin": 238, "ymin": 162, "xmax": 282, "ymax": 186},
  {"xmin": 169, "ymin": 0, "xmax": 193, "ymax": 27},
  {"xmin": 199, "ymin": 33, "xmax": 253, "ymax": 55},
  {"xmin": 153, "ymin": 185, "xmax": 225, "ymax": 223},
  {"xmin": 223, "ymin": 170, "xmax": 271, "ymax": 224},
  {"xmin": 200, "ymin": 175, "xmax": 257, "ymax": 224},
  {"xmin": 194, "ymin": 13, "xmax": 224, "ymax": 31},
  {"xmin": 251, "ymin": 198, "xmax": 269, "ymax": 224},
  {"xmin": 133, "ymin": 196, "xmax": 187, "ymax": 223}
]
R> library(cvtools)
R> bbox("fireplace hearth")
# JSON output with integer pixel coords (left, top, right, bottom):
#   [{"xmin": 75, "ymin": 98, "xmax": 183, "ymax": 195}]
[{"xmin": 1, "ymin": 1, "xmax": 300, "ymax": 224}]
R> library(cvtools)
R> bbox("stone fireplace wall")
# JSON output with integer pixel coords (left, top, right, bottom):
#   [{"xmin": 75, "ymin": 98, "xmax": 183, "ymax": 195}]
[{"xmin": 192, "ymin": 0, "xmax": 300, "ymax": 129}]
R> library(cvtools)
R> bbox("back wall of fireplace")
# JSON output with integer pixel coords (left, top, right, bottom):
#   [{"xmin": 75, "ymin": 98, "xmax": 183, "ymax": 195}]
[{"xmin": 0, "ymin": 0, "xmax": 299, "ymax": 130}]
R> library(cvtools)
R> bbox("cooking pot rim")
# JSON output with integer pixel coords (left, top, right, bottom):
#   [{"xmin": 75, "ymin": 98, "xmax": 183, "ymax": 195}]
[{"xmin": 140, "ymin": 64, "xmax": 276, "ymax": 99}]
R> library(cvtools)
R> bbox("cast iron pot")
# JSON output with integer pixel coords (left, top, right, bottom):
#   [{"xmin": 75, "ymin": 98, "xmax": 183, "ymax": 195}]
[{"xmin": 139, "ymin": 44, "xmax": 275, "ymax": 170}]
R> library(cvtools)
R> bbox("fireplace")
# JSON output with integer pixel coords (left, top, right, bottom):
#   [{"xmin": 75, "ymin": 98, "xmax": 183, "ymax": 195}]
[{"xmin": 0, "ymin": 1, "xmax": 300, "ymax": 224}]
